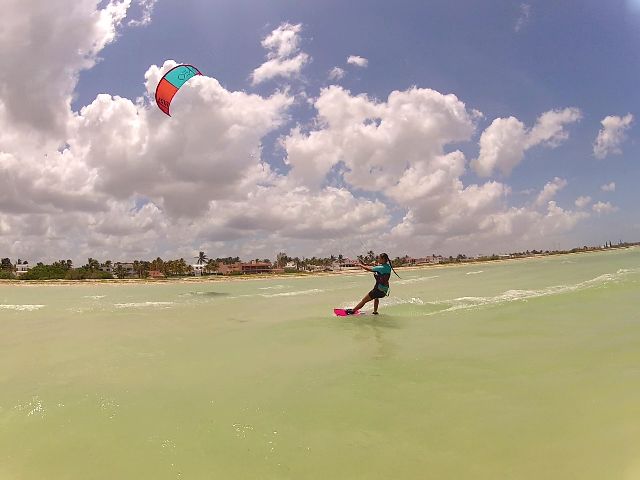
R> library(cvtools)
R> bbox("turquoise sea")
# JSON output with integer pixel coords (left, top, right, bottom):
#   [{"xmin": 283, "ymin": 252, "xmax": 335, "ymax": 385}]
[{"xmin": 1, "ymin": 248, "xmax": 639, "ymax": 479}]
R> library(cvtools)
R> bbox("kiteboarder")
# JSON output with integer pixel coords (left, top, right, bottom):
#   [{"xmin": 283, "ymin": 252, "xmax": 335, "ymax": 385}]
[{"xmin": 345, "ymin": 253, "xmax": 398, "ymax": 315}]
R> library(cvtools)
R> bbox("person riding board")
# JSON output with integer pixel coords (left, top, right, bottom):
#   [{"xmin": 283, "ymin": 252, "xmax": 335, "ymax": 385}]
[{"xmin": 345, "ymin": 253, "xmax": 399, "ymax": 315}]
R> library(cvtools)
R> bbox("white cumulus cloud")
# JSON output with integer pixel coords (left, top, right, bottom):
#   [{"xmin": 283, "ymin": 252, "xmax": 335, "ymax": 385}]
[
  {"xmin": 601, "ymin": 182, "xmax": 616, "ymax": 192},
  {"xmin": 251, "ymin": 23, "xmax": 310, "ymax": 85},
  {"xmin": 282, "ymin": 87, "xmax": 587, "ymax": 255},
  {"xmin": 347, "ymin": 55, "xmax": 369, "ymax": 68},
  {"xmin": 0, "ymin": 0, "xmax": 131, "ymax": 137},
  {"xmin": 328, "ymin": 67, "xmax": 346, "ymax": 81},
  {"xmin": 574, "ymin": 196, "xmax": 592, "ymax": 209},
  {"xmin": 283, "ymin": 86, "xmax": 477, "ymax": 191},
  {"xmin": 593, "ymin": 114, "xmax": 633, "ymax": 159},
  {"xmin": 535, "ymin": 177, "xmax": 568, "ymax": 207},
  {"xmin": 128, "ymin": 0, "xmax": 157, "ymax": 27},
  {"xmin": 473, "ymin": 108, "xmax": 582, "ymax": 177},
  {"xmin": 592, "ymin": 201, "xmax": 618, "ymax": 215}
]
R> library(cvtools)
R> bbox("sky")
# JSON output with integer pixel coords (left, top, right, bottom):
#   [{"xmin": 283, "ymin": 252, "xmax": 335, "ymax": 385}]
[{"xmin": 1, "ymin": 0, "xmax": 639, "ymax": 263}]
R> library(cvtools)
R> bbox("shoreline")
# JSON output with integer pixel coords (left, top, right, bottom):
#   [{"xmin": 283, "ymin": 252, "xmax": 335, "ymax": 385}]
[{"xmin": 0, "ymin": 247, "xmax": 633, "ymax": 287}]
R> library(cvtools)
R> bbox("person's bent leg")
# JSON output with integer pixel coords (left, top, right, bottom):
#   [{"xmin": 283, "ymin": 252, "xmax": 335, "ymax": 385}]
[{"xmin": 349, "ymin": 294, "xmax": 372, "ymax": 313}]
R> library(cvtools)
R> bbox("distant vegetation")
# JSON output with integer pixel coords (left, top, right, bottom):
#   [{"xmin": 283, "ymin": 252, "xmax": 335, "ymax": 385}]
[
  {"xmin": 20, "ymin": 260, "xmax": 113, "ymax": 280},
  {"xmin": 0, "ymin": 270, "xmax": 15, "ymax": 279},
  {"xmin": 0, "ymin": 241, "xmax": 637, "ymax": 281}
]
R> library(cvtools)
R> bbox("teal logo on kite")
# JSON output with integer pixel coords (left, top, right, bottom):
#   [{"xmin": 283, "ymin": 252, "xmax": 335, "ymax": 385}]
[{"xmin": 155, "ymin": 64, "xmax": 202, "ymax": 116}]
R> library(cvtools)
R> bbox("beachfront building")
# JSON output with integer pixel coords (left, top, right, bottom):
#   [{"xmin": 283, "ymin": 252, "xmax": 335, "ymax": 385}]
[
  {"xmin": 14, "ymin": 260, "xmax": 31, "ymax": 277},
  {"xmin": 406, "ymin": 255, "xmax": 443, "ymax": 265},
  {"xmin": 192, "ymin": 264, "xmax": 205, "ymax": 276},
  {"xmin": 99, "ymin": 264, "xmax": 113, "ymax": 276},
  {"xmin": 148, "ymin": 270, "xmax": 165, "ymax": 279},
  {"xmin": 305, "ymin": 264, "xmax": 327, "ymax": 272},
  {"xmin": 217, "ymin": 261, "xmax": 273, "ymax": 275},
  {"xmin": 107, "ymin": 262, "xmax": 136, "ymax": 278},
  {"xmin": 333, "ymin": 258, "xmax": 359, "ymax": 270},
  {"xmin": 284, "ymin": 261, "xmax": 298, "ymax": 272}
]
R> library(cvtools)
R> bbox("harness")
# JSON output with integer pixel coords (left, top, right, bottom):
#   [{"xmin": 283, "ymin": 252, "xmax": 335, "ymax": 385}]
[{"xmin": 374, "ymin": 270, "xmax": 391, "ymax": 296}]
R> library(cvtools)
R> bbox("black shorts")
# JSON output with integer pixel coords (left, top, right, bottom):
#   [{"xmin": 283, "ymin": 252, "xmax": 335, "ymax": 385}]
[{"xmin": 368, "ymin": 287, "xmax": 387, "ymax": 299}]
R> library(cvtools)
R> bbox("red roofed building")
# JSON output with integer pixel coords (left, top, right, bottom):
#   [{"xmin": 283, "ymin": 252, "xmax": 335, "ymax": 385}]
[{"xmin": 218, "ymin": 261, "xmax": 273, "ymax": 275}]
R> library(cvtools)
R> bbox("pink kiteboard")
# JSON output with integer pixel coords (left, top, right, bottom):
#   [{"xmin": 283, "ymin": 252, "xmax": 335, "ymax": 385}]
[{"xmin": 333, "ymin": 308, "xmax": 362, "ymax": 317}]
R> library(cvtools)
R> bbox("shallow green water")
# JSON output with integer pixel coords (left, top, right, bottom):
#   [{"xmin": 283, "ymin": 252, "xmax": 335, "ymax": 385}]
[{"xmin": 1, "ymin": 248, "xmax": 640, "ymax": 479}]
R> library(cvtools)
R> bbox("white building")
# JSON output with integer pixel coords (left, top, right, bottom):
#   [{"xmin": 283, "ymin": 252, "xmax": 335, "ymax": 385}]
[
  {"xmin": 109, "ymin": 262, "xmax": 136, "ymax": 278},
  {"xmin": 15, "ymin": 261, "xmax": 31, "ymax": 276},
  {"xmin": 192, "ymin": 264, "xmax": 205, "ymax": 276}
]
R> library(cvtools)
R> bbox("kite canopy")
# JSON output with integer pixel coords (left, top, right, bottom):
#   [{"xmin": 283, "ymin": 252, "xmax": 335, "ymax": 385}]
[{"xmin": 155, "ymin": 64, "xmax": 201, "ymax": 116}]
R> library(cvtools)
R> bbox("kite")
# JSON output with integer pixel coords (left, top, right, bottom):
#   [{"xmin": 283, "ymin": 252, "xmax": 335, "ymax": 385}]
[{"xmin": 155, "ymin": 64, "xmax": 201, "ymax": 116}]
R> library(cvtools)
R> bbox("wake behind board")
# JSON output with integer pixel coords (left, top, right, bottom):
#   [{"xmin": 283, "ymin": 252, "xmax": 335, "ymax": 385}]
[{"xmin": 333, "ymin": 308, "xmax": 362, "ymax": 317}]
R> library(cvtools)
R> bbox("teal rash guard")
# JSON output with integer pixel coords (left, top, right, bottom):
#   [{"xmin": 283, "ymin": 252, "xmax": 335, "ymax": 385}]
[{"xmin": 372, "ymin": 263, "xmax": 392, "ymax": 294}]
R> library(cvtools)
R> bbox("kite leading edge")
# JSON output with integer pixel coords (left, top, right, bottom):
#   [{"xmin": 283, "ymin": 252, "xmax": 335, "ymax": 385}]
[{"xmin": 155, "ymin": 64, "xmax": 201, "ymax": 116}]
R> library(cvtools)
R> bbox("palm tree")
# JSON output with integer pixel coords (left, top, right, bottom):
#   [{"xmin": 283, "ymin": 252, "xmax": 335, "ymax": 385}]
[
  {"xmin": 178, "ymin": 258, "xmax": 188, "ymax": 275},
  {"xmin": 151, "ymin": 257, "xmax": 164, "ymax": 273},
  {"xmin": 115, "ymin": 264, "xmax": 126, "ymax": 279},
  {"xmin": 140, "ymin": 261, "xmax": 150, "ymax": 278},
  {"xmin": 165, "ymin": 260, "xmax": 175, "ymax": 276},
  {"xmin": 1, "ymin": 258, "xmax": 13, "ymax": 271},
  {"xmin": 86, "ymin": 258, "xmax": 100, "ymax": 271},
  {"xmin": 277, "ymin": 252, "xmax": 292, "ymax": 268},
  {"xmin": 195, "ymin": 251, "xmax": 208, "ymax": 265},
  {"xmin": 205, "ymin": 259, "xmax": 218, "ymax": 274}
]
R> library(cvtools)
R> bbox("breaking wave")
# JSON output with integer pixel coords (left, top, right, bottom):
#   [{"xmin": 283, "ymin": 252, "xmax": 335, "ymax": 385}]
[
  {"xmin": 261, "ymin": 289, "xmax": 324, "ymax": 298},
  {"xmin": 339, "ymin": 296, "xmax": 425, "ymax": 310},
  {"xmin": 395, "ymin": 275, "xmax": 439, "ymax": 285},
  {"xmin": 114, "ymin": 302, "xmax": 175, "ymax": 308},
  {"xmin": 422, "ymin": 269, "xmax": 637, "ymax": 316},
  {"xmin": 0, "ymin": 304, "xmax": 45, "ymax": 311}
]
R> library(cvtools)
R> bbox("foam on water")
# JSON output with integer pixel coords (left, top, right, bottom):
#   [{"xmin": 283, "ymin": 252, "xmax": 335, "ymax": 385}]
[
  {"xmin": 382, "ymin": 296, "xmax": 425, "ymax": 306},
  {"xmin": 13, "ymin": 396, "xmax": 46, "ymax": 417},
  {"xmin": 424, "ymin": 268, "xmax": 637, "ymax": 316},
  {"xmin": 338, "ymin": 296, "xmax": 425, "ymax": 310},
  {"xmin": 114, "ymin": 302, "xmax": 175, "ymax": 308},
  {"xmin": 466, "ymin": 270, "xmax": 484, "ymax": 275},
  {"xmin": 260, "ymin": 288, "xmax": 324, "ymax": 298},
  {"xmin": 395, "ymin": 275, "xmax": 439, "ymax": 285},
  {"xmin": 0, "ymin": 304, "xmax": 45, "ymax": 311}
]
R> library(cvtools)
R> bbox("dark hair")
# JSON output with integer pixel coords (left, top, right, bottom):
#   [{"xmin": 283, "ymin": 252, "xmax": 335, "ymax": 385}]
[{"xmin": 380, "ymin": 252, "xmax": 401, "ymax": 278}]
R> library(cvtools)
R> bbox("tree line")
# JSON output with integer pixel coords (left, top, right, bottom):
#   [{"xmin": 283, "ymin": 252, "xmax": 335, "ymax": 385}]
[
  {"xmin": 0, "ymin": 254, "xmax": 247, "ymax": 280},
  {"xmin": 1, "ymin": 242, "xmax": 637, "ymax": 280}
]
